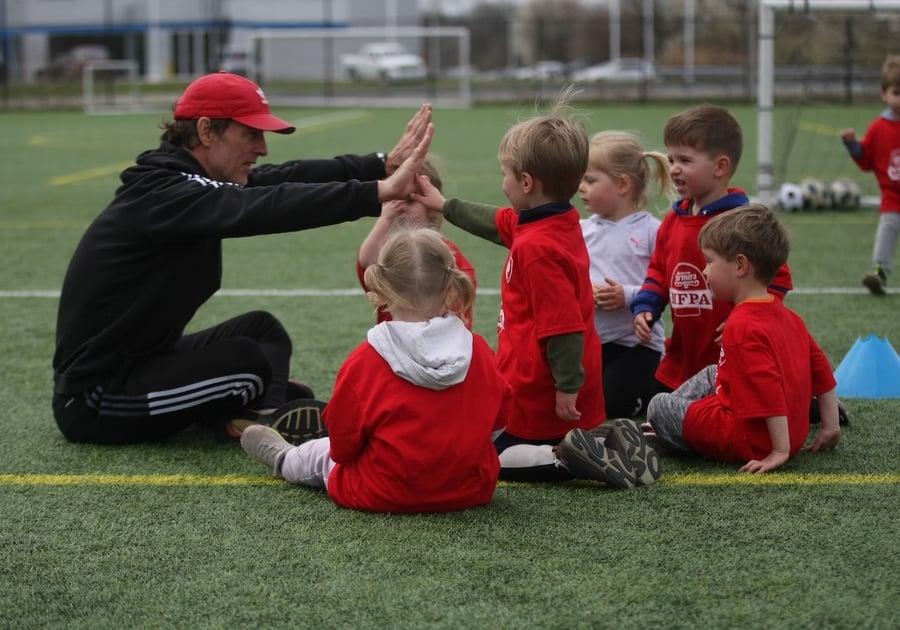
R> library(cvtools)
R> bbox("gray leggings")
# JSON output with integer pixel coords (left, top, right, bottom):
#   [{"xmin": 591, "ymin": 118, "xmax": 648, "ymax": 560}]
[
  {"xmin": 646, "ymin": 364, "xmax": 718, "ymax": 453},
  {"xmin": 873, "ymin": 211, "xmax": 900, "ymax": 275}
]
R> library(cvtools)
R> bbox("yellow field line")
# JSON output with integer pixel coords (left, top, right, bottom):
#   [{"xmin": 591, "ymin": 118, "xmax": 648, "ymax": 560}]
[
  {"xmin": 1, "ymin": 472, "xmax": 897, "ymax": 488},
  {"xmin": 49, "ymin": 162, "xmax": 133, "ymax": 186}
]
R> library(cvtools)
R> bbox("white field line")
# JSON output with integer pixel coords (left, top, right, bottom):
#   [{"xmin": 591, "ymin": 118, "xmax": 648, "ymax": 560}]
[{"xmin": 0, "ymin": 287, "xmax": 884, "ymax": 299}]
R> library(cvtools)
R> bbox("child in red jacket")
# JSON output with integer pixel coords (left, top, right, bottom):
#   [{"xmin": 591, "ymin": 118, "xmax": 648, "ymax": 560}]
[
  {"xmin": 241, "ymin": 228, "xmax": 510, "ymax": 513},
  {"xmin": 840, "ymin": 54, "xmax": 900, "ymax": 295}
]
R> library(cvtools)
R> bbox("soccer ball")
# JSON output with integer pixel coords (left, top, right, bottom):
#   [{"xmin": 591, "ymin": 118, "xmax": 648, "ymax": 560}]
[
  {"xmin": 830, "ymin": 177, "xmax": 861, "ymax": 210},
  {"xmin": 777, "ymin": 182, "xmax": 805, "ymax": 212},
  {"xmin": 800, "ymin": 177, "xmax": 828, "ymax": 210}
]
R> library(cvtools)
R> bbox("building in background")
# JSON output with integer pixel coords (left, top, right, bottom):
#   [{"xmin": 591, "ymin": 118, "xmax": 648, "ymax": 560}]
[{"xmin": 1, "ymin": 0, "xmax": 419, "ymax": 83}]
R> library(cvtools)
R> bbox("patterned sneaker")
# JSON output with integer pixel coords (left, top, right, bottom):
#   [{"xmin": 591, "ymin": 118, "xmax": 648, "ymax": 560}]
[
  {"xmin": 560, "ymin": 427, "xmax": 637, "ymax": 489},
  {"xmin": 262, "ymin": 398, "xmax": 328, "ymax": 446},
  {"xmin": 605, "ymin": 418, "xmax": 662, "ymax": 487},
  {"xmin": 862, "ymin": 265, "xmax": 887, "ymax": 295},
  {"xmin": 240, "ymin": 425, "xmax": 291, "ymax": 477}
]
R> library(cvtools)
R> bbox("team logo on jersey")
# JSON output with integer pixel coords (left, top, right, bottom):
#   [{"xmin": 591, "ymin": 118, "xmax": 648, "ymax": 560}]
[
  {"xmin": 505, "ymin": 256, "xmax": 514, "ymax": 283},
  {"xmin": 669, "ymin": 262, "xmax": 712, "ymax": 317},
  {"xmin": 889, "ymin": 148, "xmax": 900, "ymax": 182}
]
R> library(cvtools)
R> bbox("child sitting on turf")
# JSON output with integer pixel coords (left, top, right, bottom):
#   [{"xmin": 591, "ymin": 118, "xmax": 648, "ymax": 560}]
[
  {"xmin": 632, "ymin": 104, "xmax": 794, "ymax": 398},
  {"xmin": 579, "ymin": 130, "xmax": 675, "ymax": 418},
  {"xmin": 241, "ymin": 228, "xmax": 511, "ymax": 513},
  {"xmin": 413, "ymin": 94, "xmax": 659, "ymax": 489},
  {"xmin": 646, "ymin": 203, "xmax": 842, "ymax": 472},
  {"xmin": 357, "ymin": 157, "xmax": 477, "ymax": 327}
]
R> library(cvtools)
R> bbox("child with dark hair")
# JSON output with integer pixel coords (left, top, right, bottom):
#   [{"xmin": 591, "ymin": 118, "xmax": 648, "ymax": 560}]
[{"xmin": 647, "ymin": 204, "xmax": 841, "ymax": 472}]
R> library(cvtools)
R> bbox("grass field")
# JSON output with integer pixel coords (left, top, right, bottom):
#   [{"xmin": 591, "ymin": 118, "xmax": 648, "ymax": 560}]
[{"xmin": 1, "ymin": 101, "xmax": 898, "ymax": 629}]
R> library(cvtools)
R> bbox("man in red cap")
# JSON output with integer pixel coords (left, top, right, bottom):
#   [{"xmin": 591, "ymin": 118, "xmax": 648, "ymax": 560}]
[{"xmin": 52, "ymin": 71, "xmax": 433, "ymax": 445}]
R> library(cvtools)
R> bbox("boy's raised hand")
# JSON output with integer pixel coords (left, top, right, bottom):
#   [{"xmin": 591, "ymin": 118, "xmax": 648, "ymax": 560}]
[{"xmin": 411, "ymin": 173, "xmax": 447, "ymax": 213}]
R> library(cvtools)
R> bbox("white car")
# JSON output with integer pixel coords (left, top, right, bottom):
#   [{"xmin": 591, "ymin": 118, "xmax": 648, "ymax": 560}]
[
  {"xmin": 572, "ymin": 58, "xmax": 657, "ymax": 83},
  {"xmin": 341, "ymin": 42, "xmax": 427, "ymax": 83}
]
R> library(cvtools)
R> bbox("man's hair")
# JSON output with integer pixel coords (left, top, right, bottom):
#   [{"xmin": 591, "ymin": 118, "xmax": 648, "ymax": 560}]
[
  {"xmin": 698, "ymin": 203, "xmax": 790, "ymax": 284},
  {"xmin": 497, "ymin": 91, "xmax": 589, "ymax": 201},
  {"xmin": 881, "ymin": 54, "xmax": 900, "ymax": 90},
  {"xmin": 364, "ymin": 227, "xmax": 475, "ymax": 319},
  {"xmin": 663, "ymin": 104, "xmax": 743, "ymax": 175},
  {"xmin": 159, "ymin": 118, "xmax": 231, "ymax": 149}
]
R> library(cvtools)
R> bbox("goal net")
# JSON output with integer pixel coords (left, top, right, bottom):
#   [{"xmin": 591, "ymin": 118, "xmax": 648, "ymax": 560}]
[
  {"xmin": 244, "ymin": 26, "xmax": 472, "ymax": 109},
  {"xmin": 758, "ymin": 0, "xmax": 900, "ymax": 208},
  {"xmin": 82, "ymin": 59, "xmax": 141, "ymax": 114}
]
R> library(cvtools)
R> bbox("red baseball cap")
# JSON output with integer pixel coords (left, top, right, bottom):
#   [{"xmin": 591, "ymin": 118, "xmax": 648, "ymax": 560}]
[{"xmin": 173, "ymin": 71, "xmax": 295, "ymax": 134}]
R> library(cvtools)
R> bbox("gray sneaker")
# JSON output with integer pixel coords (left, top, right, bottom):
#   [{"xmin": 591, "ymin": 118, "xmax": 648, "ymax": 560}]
[
  {"xmin": 605, "ymin": 418, "xmax": 662, "ymax": 487},
  {"xmin": 241, "ymin": 424, "xmax": 292, "ymax": 477},
  {"xmin": 560, "ymin": 427, "xmax": 637, "ymax": 489}
]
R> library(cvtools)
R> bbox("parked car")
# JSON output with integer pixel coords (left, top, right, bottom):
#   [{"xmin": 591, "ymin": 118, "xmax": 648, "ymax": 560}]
[
  {"xmin": 340, "ymin": 42, "xmax": 427, "ymax": 83},
  {"xmin": 572, "ymin": 58, "xmax": 657, "ymax": 83},
  {"xmin": 513, "ymin": 60, "xmax": 566, "ymax": 81},
  {"xmin": 37, "ymin": 45, "xmax": 110, "ymax": 81}
]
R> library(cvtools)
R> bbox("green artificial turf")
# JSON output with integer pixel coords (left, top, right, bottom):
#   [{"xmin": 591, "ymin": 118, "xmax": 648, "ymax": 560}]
[{"xmin": 0, "ymin": 102, "xmax": 898, "ymax": 629}]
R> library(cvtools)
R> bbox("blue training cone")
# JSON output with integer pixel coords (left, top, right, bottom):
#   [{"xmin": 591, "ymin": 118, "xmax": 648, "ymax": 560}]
[{"xmin": 834, "ymin": 334, "xmax": 900, "ymax": 398}]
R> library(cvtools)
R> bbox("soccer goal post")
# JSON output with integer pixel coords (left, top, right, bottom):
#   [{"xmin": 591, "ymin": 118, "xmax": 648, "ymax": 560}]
[
  {"xmin": 245, "ymin": 26, "xmax": 472, "ymax": 109},
  {"xmin": 82, "ymin": 59, "xmax": 141, "ymax": 114},
  {"xmin": 757, "ymin": 0, "xmax": 900, "ymax": 207}
]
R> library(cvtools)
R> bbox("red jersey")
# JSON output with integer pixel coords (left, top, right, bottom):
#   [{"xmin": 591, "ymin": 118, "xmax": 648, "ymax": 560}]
[
  {"xmin": 356, "ymin": 236, "xmax": 477, "ymax": 328},
  {"xmin": 635, "ymin": 190, "xmax": 794, "ymax": 389},
  {"xmin": 324, "ymin": 334, "xmax": 509, "ymax": 513},
  {"xmin": 849, "ymin": 114, "xmax": 900, "ymax": 212},
  {"xmin": 493, "ymin": 205, "xmax": 604, "ymax": 440},
  {"xmin": 683, "ymin": 297, "xmax": 836, "ymax": 463}
]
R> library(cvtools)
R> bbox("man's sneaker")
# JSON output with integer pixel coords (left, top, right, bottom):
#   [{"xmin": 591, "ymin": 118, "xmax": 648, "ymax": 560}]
[
  {"xmin": 286, "ymin": 379, "xmax": 316, "ymax": 401},
  {"xmin": 241, "ymin": 425, "xmax": 291, "ymax": 477},
  {"xmin": 605, "ymin": 418, "xmax": 662, "ymax": 487},
  {"xmin": 560, "ymin": 427, "xmax": 636, "ymax": 489},
  {"xmin": 215, "ymin": 418, "xmax": 260, "ymax": 444},
  {"xmin": 862, "ymin": 265, "xmax": 887, "ymax": 295},
  {"xmin": 262, "ymin": 398, "xmax": 328, "ymax": 446}
]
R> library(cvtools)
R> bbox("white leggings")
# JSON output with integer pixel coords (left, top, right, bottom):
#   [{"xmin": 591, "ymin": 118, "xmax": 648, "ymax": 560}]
[{"xmin": 280, "ymin": 437, "xmax": 336, "ymax": 488}]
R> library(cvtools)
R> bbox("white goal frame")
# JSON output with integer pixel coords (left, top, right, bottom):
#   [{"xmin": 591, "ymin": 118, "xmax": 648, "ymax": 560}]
[
  {"xmin": 246, "ymin": 26, "xmax": 472, "ymax": 109},
  {"xmin": 757, "ymin": 0, "xmax": 900, "ymax": 205},
  {"xmin": 82, "ymin": 59, "xmax": 141, "ymax": 115}
]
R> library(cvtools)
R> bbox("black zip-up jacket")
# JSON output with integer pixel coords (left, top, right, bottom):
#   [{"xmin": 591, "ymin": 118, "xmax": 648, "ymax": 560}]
[{"xmin": 53, "ymin": 142, "xmax": 386, "ymax": 395}]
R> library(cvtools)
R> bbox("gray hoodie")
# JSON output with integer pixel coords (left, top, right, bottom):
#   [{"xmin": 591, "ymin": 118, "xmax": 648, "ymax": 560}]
[{"xmin": 367, "ymin": 315, "xmax": 473, "ymax": 390}]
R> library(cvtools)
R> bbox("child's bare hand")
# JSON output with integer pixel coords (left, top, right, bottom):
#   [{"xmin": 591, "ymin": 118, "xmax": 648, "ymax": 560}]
[
  {"xmin": 714, "ymin": 320, "xmax": 725, "ymax": 345},
  {"xmin": 804, "ymin": 425, "xmax": 842, "ymax": 452},
  {"xmin": 839, "ymin": 128, "xmax": 856, "ymax": 143},
  {"xmin": 633, "ymin": 312, "xmax": 653, "ymax": 343},
  {"xmin": 380, "ymin": 200, "xmax": 405, "ymax": 221},
  {"xmin": 595, "ymin": 277, "xmax": 625, "ymax": 311},
  {"xmin": 739, "ymin": 449, "xmax": 789, "ymax": 474},
  {"xmin": 555, "ymin": 391, "xmax": 581, "ymax": 422},
  {"xmin": 411, "ymin": 173, "xmax": 446, "ymax": 213}
]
